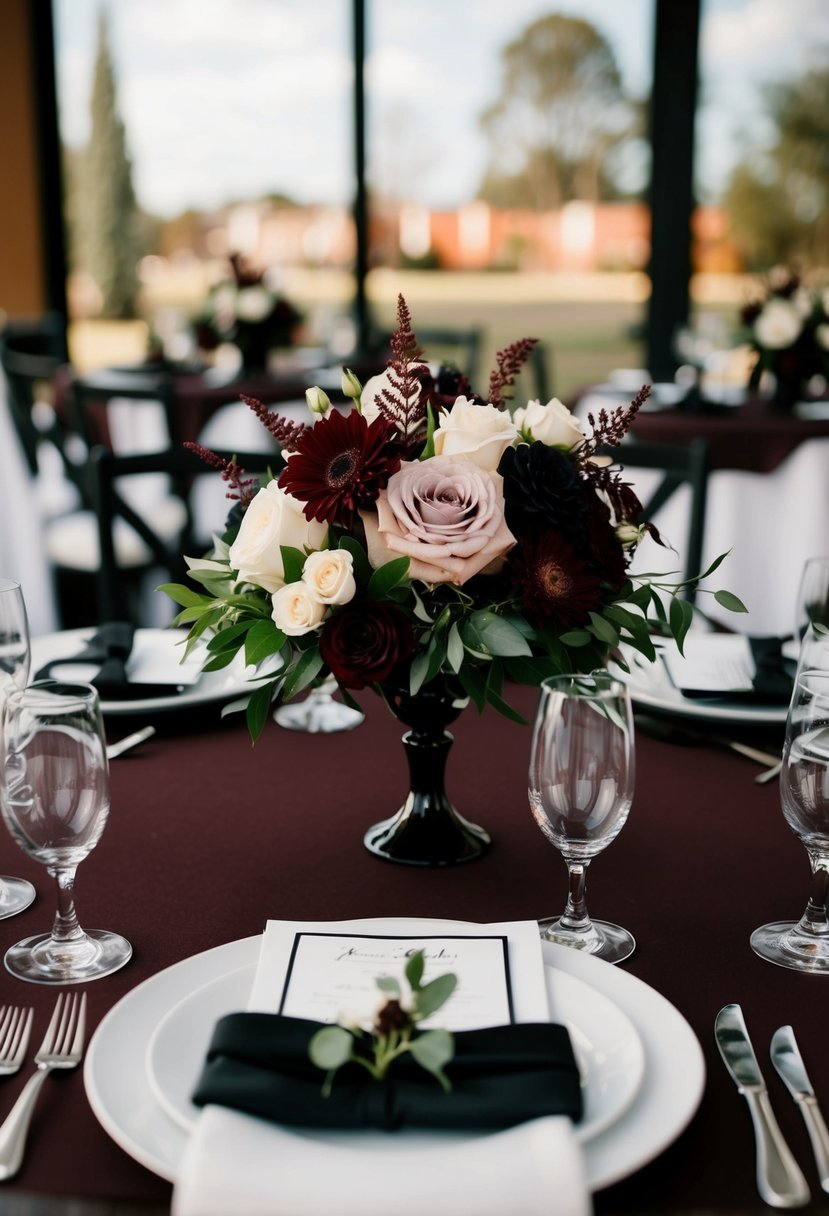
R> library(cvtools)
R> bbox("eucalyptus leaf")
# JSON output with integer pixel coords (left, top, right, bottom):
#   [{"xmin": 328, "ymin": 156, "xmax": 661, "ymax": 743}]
[
  {"xmin": 414, "ymin": 973, "xmax": 458, "ymax": 1019},
  {"xmin": 376, "ymin": 976, "xmax": 401, "ymax": 997},
  {"xmin": 409, "ymin": 1029, "xmax": 454, "ymax": 1084},
  {"xmin": 405, "ymin": 950, "xmax": 425, "ymax": 991},
  {"xmin": 308, "ymin": 1025, "xmax": 355, "ymax": 1071},
  {"xmin": 469, "ymin": 611, "xmax": 532, "ymax": 658}
]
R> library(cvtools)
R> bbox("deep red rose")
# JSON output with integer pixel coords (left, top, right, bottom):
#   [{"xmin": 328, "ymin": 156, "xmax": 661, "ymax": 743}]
[{"xmin": 320, "ymin": 600, "xmax": 415, "ymax": 689}]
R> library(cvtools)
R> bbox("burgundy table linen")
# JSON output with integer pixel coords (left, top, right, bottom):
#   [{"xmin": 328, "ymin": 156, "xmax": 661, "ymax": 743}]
[{"xmin": 0, "ymin": 685, "xmax": 822, "ymax": 1213}]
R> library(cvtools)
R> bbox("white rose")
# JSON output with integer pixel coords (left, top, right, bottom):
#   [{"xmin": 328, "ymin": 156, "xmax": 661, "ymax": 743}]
[
  {"xmin": 271, "ymin": 582, "xmax": 326, "ymax": 636},
  {"xmin": 816, "ymin": 324, "xmax": 829, "ymax": 352},
  {"xmin": 228, "ymin": 481, "xmax": 327, "ymax": 593},
  {"xmin": 235, "ymin": 286, "xmax": 273, "ymax": 323},
  {"xmin": 754, "ymin": 300, "xmax": 803, "ymax": 350},
  {"xmin": 359, "ymin": 366, "xmax": 424, "ymax": 431},
  {"xmin": 302, "ymin": 549, "xmax": 356, "ymax": 605},
  {"xmin": 432, "ymin": 397, "xmax": 518, "ymax": 471},
  {"xmin": 513, "ymin": 397, "xmax": 585, "ymax": 449}
]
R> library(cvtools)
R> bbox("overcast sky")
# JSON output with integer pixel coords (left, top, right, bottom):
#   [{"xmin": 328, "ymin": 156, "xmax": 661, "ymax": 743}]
[{"xmin": 54, "ymin": 0, "xmax": 829, "ymax": 219}]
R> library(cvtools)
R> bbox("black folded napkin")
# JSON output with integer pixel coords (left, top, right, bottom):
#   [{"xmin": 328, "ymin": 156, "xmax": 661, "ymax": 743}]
[
  {"xmin": 748, "ymin": 636, "xmax": 795, "ymax": 704},
  {"xmin": 34, "ymin": 622, "xmax": 176, "ymax": 701},
  {"xmin": 192, "ymin": 1013, "xmax": 583, "ymax": 1133}
]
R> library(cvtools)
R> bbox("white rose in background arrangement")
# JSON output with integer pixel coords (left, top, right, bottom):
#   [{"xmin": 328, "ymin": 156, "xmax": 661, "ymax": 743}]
[
  {"xmin": 433, "ymin": 397, "xmax": 518, "ymax": 471},
  {"xmin": 513, "ymin": 397, "xmax": 585, "ymax": 450},
  {"xmin": 360, "ymin": 367, "xmax": 425, "ymax": 430},
  {"xmin": 792, "ymin": 289, "xmax": 814, "ymax": 318},
  {"xmin": 271, "ymin": 583, "xmax": 326, "ymax": 636},
  {"xmin": 754, "ymin": 299, "xmax": 804, "ymax": 350},
  {"xmin": 816, "ymin": 324, "xmax": 829, "ymax": 352},
  {"xmin": 235, "ymin": 286, "xmax": 273, "ymax": 323},
  {"xmin": 303, "ymin": 549, "xmax": 356, "ymax": 605},
  {"xmin": 228, "ymin": 481, "xmax": 327, "ymax": 593}
]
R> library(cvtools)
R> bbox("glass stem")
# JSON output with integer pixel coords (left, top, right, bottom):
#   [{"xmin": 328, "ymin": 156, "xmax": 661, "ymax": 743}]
[
  {"xmin": 49, "ymin": 866, "xmax": 84, "ymax": 944},
  {"xmin": 798, "ymin": 852, "xmax": 829, "ymax": 937},
  {"xmin": 559, "ymin": 860, "xmax": 592, "ymax": 932}
]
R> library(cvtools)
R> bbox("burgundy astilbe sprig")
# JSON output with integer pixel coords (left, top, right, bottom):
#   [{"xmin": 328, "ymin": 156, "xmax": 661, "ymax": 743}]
[
  {"xmin": 377, "ymin": 295, "xmax": 428, "ymax": 440},
  {"xmin": 577, "ymin": 384, "xmax": 651, "ymax": 464},
  {"xmin": 240, "ymin": 394, "xmax": 306, "ymax": 452},
  {"xmin": 183, "ymin": 441, "xmax": 258, "ymax": 507},
  {"xmin": 487, "ymin": 338, "xmax": 538, "ymax": 410}
]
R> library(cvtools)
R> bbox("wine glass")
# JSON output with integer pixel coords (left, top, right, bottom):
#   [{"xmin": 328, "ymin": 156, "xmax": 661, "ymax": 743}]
[
  {"xmin": 0, "ymin": 680, "xmax": 132, "ymax": 983},
  {"xmin": 273, "ymin": 674, "xmax": 364, "ymax": 733},
  {"xmin": 751, "ymin": 669, "xmax": 829, "ymax": 973},
  {"xmin": 0, "ymin": 578, "xmax": 37, "ymax": 918},
  {"xmin": 528, "ymin": 672, "xmax": 636, "ymax": 964},
  {"xmin": 794, "ymin": 557, "xmax": 829, "ymax": 676}
]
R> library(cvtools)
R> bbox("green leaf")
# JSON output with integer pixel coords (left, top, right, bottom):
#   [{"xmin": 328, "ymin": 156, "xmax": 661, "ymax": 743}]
[
  {"xmin": 337, "ymin": 535, "xmax": 372, "ymax": 587},
  {"xmin": 367, "ymin": 556, "xmax": 410, "ymax": 599},
  {"xmin": 484, "ymin": 683, "xmax": 529, "ymax": 725},
  {"xmin": 281, "ymin": 647, "xmax": 325, "ymax": 701},
  {"xmin": 206, "ymin": 620, "xmax": 253, "ymax": 653},
  {"xmin": 409, "ymin": 1029, "xmax": 454, "ymax": 1089},
  {"xmin": 697, "ymin": 549, "xmax": 731, "ymax": 580},
  {"xmin": 446, "ymin": 623, "xmax": 464, "ymax": 674},
  {"xmin": 558, "ymin": 629, "xmax": 591, "ymax": 647},
  {"xmin": 245, "ymin": 620, "xmax": 287, "ymax": 667},
  {"xmin": 419, "ymin": 402, "xmax": 438, "ymax": 460},
  {"xmin": 458, "ymin": 664, "xmax": 487, "ymax": 712},
  {"xmin": 308, "ymin": 1025, "xmax": 354, "ymax": 1071},
  {"xmin": 587, "ymin": 612, "xmax": 619, "ymax": 647},
  {"xmin": 245, "ymin": 680, "xmax": 276, "ymax": 742},
  {"xmin": 714, "ymin": 589, "xmax": 748, "ymax": 613},
  {"xmin": 200, "ymin": 648, "xmax": 239, "ymax": 673},
  {"xmin": 466, "ymin": 611, "xmax": 532, "ymax": 658},
  {"xmin": 158, "ymin": 582, "xmax": 212, "ymax": 609},
  {"xmin": 668, "ymin": 596, "xmax": 695, "ymax": 655},
  {"xmin": 409, "ymin": 651, "xmax": 432, "ymax": 696},
  {"xmin": 415, "ymin": 973, "xmax": 458, "ymax": 1020},
  {"xmin": 405, "ymin": 950, "xmax": 425, "ymax": 991},
  {"xmin": 376, "ymin": 976, "xmax": 401, "ymax": 996},
  {"xmin": 280, "ymin": 546, "xmax": 307, "ymax": 585}
]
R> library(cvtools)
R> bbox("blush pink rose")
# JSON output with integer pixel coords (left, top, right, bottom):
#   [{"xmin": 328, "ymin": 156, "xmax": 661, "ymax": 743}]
[{"xmin": 361, "ymin": 455, "xmax": 516, "ymax": 586}]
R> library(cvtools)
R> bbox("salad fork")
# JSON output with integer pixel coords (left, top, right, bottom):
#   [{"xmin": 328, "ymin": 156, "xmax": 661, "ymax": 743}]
[
  {"xmin": 0, "ymin": 992, "xmax": 86, "ymax": 1180},
  {"xmin": 0, "ymin": 1007, "xmax": 33, "ymax": 1077}
]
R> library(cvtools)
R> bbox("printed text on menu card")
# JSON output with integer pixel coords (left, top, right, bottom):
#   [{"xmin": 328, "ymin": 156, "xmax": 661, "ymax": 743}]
[{"xmin": 278, "ymin": 934, "xmax": 514, "ymax": 1031}]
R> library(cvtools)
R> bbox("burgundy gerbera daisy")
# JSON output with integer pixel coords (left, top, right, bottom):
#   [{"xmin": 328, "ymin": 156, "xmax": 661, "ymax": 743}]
[
  {"xmin": 278, "ymin": 410, "xmax": 401, "ymax": 528},
  {"xmin": 512, "ymin": 531, "xmax": 603, "ymax": 630}
]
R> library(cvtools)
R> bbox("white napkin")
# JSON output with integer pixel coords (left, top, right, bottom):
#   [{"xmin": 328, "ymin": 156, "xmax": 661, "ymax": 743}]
[{"xmin": 171, "ymin": 1106, "xmax": 590, "ymax": 1216}]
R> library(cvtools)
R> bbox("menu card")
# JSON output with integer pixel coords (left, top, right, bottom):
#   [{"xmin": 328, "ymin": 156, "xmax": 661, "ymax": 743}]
[{"xmin": 249, "ymin": 917, "xmax": 550, "ymax": 1031}]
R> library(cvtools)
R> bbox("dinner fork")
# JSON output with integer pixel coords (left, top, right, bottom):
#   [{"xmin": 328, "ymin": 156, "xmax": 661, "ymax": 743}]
[
  {"xmin": 0, "ymin": 992, "xmax": 86, "ymax": 1180},
  {"xmin": 0, "ymin": 1008, "xmax": 33, "ymax": 1077}
]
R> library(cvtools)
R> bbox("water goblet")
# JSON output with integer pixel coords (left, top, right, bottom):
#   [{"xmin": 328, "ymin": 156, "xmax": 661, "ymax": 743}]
[
  {"xmin": 0, "ymin": 680, "xmax": 132, "ymax": 983},
  {"xmin": 0, "ymin": 578, "xmax": 37, "ymax": 918},
  {"xmin": 528, "ymin": 672, "xmax": 636, "ymax": 964},
  {"xmin": 751, "ymin": 669, "xmax": 829, "ymax": 973},
  {"xmin": 794, "ymin": 556, "xmax": 829, "ymax": 676}
]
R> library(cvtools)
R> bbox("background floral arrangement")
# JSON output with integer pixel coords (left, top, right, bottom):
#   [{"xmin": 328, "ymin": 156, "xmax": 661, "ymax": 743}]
[
  {"xmin": 739, "ymin": 267, "xmax": 829, "ymax": 401},
  {"xmin": 193, "ymin": 252, "xmax": 303, "ymax": 369},
  {"xmin": 164, "ymin": 295, "xmax": 742, "ymax": 740}
]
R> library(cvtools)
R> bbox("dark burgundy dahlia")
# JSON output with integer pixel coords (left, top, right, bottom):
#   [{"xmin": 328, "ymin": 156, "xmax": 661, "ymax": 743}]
[
  {"xmin": 499, "ymin": 441, "xmax": 588, "ymax": 543},
  {"xmin": 279, "ymin": 409, "xmax": 401, "ymax": 528},
  {"xmin": 320, "ymin": 600, "xmax": 414, "ymax": 690},
  {"xmin": 511, "ymin": 531, "xmax": 603, "ymax": 630}
]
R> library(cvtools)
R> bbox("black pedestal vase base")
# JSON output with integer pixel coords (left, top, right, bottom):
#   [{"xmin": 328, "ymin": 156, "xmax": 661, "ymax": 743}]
[{"xmin": 363, "ymin": 681, "xmax": 491, "ymax": 867}]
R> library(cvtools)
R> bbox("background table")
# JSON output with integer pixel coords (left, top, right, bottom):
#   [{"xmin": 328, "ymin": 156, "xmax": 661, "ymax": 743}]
[{"xmin": 0, "ymin": 680, "xmax": 822, "ymax": 1214}]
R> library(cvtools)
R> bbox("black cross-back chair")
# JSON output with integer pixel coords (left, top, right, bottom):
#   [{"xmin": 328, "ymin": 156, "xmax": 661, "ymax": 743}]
[
  {"xmin": 0, "ymin": 313, "xmax": 74, "ymax": 481},
  {"xmin": 599, "ymin": 437, "xmax": 710, "ymax": 604},
  {"xmin": 89, "ymin": 445, "xmax": 283, "ymax": 623}
]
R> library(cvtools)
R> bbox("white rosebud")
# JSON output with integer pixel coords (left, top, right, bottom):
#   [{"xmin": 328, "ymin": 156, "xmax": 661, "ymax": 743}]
[
  {"xmin": 341, "ymin": 368, "xmax": 362, "ymax": 401},
  {"xmin": 302, "ymin": 549, "xmax": 356, "ymax": 605},
  {"xmin": 271, "ymin": 582, "xmax": 326, "ymax": 636},
  {"xmin": 615, "ymin": 521, "xmax": 644, "ymax": 548},
  {"xmin": 305, "ymin": 386, "xmax": 331, "ymax": 417},
  {"xmin": 513, "ymin": 397, "xmax": 585, "ymax": 450},
  {"xmin": 754, "ymin": 299, "xmax": 804, "ymax": 350}
]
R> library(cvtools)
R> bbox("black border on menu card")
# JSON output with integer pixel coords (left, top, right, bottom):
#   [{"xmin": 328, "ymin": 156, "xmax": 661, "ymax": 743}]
[{"xmin": 278, "ymin": 932, "xmax": 516, "ymax": 1023}]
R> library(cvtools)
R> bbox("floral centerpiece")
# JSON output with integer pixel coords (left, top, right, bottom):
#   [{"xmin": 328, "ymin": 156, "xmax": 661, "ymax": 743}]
[
  {"xmin": 164, "ymin": 296, "xmax": 741, "ymax": 864},
  {"xmin": 194, "ymin": 252, "xmax": 303, "ymax": 372},
  {"xmin": 739, "ymin": 268, "xmax": 829, "ymax": 410}
]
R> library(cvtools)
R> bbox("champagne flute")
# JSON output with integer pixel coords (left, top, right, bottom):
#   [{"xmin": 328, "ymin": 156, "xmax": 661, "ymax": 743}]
[
  {"xmin": 0, "ymin": 578, "xmax": 36, "ymax": 918},
  {"xmin": 794, "ymin": 557, "xmax": 829, "ymax": 675},
  {"xmin": 751, "ymin": 669, "xmax": 829, "ymax": 973},
  {"xmin": 528, "ymin": 672, "xmax": 636, "ymax": 964},
  {"xmin": 0, "ymin": 680, "xmax": 132, "ymax": 983}
]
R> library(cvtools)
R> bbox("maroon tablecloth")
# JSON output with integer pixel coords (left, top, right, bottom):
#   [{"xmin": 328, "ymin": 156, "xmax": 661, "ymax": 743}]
[
  {"xmin": 629, "ymin": 398, "xmax": 829, "ymax": 472},
  {"xmin": 0, "ymin": 685, "xmax": 823, "ymax": 1213}
]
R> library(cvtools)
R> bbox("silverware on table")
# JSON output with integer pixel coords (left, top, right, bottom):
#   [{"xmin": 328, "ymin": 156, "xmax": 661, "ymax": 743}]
[
  {"xmin": 715, "ymin": 1003, "xmax": 810, "ymax": 1208},
  {"xmin": 771, "ymin": 1025, "xmax": 829, "ymax": 1193},
  {"xmin": 0, "ymin": 1008, "xmax": 33, "ymax": 1077},
  {"xmin": 105, "ymin": 724, "xmax": 156, "ymax": 761},
  {"xmin": 756, "ymin": 759, "xmax": 784, "ymax": 786},
  {"xmin": 0, "ymin": 993, "xmax": 87, "ymax": 1180}
]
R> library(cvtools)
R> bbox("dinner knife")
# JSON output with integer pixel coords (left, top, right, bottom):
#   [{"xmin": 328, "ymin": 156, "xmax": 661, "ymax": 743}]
[
  {"xmin": 771, "ymin": 1025, "xmax": 829, "ymax": 1193},
  {"xmin": 714, "ymin": 1004, "xmax": 810, "ymax": 1208}
]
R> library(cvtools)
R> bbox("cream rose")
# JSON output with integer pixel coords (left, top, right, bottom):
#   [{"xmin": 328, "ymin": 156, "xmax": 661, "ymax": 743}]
[
  {"xmin": 302, "ymin": 549, "xmax": 356, "ymax": 605},
  {"xmin": 513, "ymin": 397, "xmax": 585, "ymax": 449},
  {"xmin": 271, "ymin": 583, "xmax": 326, "ymax": 636},
  {"xmin": 754, "ymin": 300, "xmax": 803, "ymax": 350},
  {"xmin": 228, "ymin": 480, "xmax": 327, "ymax": 594},
  {"xmin": 433, "ymin": 397, "xmax": 518, "ymax": 471},
  {"xmin": 361, "ymin": 455, "xmax": 516, "ymax": 586},
  {"xmin": 360, "ymin": 366, "xmax": 425, "ymax": 433}
]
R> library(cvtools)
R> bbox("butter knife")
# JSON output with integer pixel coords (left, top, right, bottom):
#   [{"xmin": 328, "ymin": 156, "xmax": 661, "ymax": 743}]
[
  {"xmin": 715, "ymin": 1004, "xmax": 810, "ymax": 1207},
  {"xmin": 771, "ymin": 1025, "xmax": 829, "ymax": 1193}
]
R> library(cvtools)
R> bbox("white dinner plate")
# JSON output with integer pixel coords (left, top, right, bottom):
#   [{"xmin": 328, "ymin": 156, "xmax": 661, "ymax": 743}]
[
  {"xmin": 616, "ymin": 648, "xmax": 787, "ymax": 726},
  {"xmin": 84, "ymin": 935, "xmax": 704, "ymax": 1193},
  {"xmin": 30, "ymin": 628, "xmax": 257, "ymax": 716},
  {"xmin": 144, "ymin": 960, "xmax": 644, "ymax": 1144}
]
